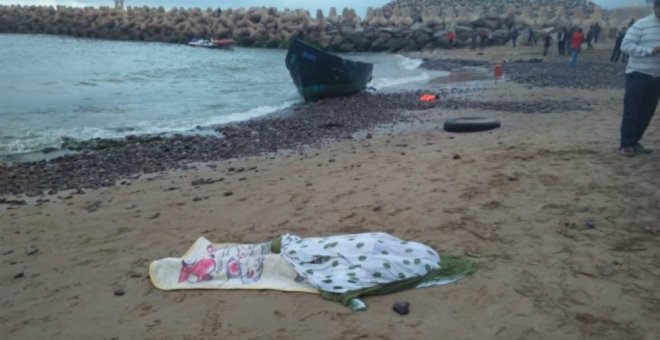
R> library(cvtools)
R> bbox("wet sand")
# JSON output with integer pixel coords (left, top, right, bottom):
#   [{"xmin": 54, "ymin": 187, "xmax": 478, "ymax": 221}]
[{"xmin": 1, "ymin": 45, "xmax": 660, "ymax": 339}]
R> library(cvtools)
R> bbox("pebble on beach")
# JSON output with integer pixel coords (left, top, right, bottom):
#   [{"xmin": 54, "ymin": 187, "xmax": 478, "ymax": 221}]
[{"xmin": 392, "ymin": 301, "xmax": 411, "ymax": 315}]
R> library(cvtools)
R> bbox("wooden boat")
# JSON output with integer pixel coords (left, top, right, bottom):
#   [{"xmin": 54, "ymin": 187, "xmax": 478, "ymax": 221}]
[{"xmin": 285, "ymin": 39, "xmax": 373, "ymax": 101}]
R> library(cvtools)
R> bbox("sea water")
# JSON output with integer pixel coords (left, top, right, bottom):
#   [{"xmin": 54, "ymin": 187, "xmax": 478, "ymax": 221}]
[{"xmin": 0, "ymin": 34, "xmax": 449, "ymax": 162}]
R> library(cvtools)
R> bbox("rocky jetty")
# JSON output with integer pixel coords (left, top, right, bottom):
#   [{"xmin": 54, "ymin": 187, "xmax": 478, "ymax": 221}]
[{"xmin": 0, "ymin": 0, "xmax": 613, "ymax": 52}]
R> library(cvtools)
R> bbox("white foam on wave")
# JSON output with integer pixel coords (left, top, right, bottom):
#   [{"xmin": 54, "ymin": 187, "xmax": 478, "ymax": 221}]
[
  {"xmin": 0, "ymin": 126, "xmax": 125, "ymax": 156},
  {"xmin": 368, "ymin": 73, "xmax": 432, "ymax": 90},
  {"xmin": 201, "ymin": 100, "xmax": 299, "ymax": 127},
  {"xmin": 396, "ymin": 55, "xmax": 423, "ymax": 70},
  {"xmin": 0, "ymin": 100, "xmax": 299, "ymax": 157}
]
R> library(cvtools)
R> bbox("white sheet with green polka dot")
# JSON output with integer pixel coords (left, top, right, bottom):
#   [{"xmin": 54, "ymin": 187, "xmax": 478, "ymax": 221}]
[{"xmin": 279, "ymin": 232, "xmax": 441, "ymax": 293}]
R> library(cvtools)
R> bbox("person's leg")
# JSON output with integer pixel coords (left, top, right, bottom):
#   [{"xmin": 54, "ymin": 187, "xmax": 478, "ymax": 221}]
[
  {"xmin": 620, "ymin": 72, "xmax": 652, "ymax": 149},
  {"xmin": 568, "ymin": 49, "xmax": 577, "ymax": 66},
  {"xmin": 633, "ymin": 76, "xmax": 660, "ymax": 146}
]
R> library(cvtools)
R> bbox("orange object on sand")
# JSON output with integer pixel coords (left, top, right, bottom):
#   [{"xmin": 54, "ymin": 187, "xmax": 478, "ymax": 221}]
[{"xmin": 419, "ymin": 93, "xmax": 438, "ymax": 102}]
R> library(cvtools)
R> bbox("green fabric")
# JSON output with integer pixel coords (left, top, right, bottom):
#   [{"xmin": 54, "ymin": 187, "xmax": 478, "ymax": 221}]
[{"xmin": 320, "ymin": 255, "xmax": 475, "ymax": 306}]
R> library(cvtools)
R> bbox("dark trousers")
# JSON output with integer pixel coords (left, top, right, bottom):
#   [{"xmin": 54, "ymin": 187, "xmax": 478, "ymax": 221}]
[
  {"xmin": 611, "ymin": 48, "xmax": 621, "ymax": 62},
  {"xmin": 558, "ymin": 42, "xmax": 564, "ymax": 55},
  {"xmin": 620, "ymin": 72, "xmax": 660, "ymax": 147}
]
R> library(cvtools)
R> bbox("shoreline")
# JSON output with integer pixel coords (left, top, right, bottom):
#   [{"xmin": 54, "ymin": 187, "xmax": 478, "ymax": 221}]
[{"xmin": 0, "ymin": 49, "xmax": 625, "ymax": 197}]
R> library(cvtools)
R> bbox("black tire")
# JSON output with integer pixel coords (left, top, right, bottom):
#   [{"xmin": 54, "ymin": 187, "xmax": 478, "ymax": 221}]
[{"xmin": 443, "ymin": 117, "xmax": 501, "ymax": 133}]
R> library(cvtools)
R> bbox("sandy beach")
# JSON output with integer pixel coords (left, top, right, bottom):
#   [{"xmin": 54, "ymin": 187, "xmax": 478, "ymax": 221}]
[{"xmin": 2, "ymin": 45, "xmax": 660, "ymax": 339}]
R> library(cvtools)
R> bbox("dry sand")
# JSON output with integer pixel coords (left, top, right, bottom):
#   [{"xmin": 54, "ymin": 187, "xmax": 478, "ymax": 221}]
[{"xmin": 2, "ymin": 46, "xmax": 660, "ymax": 339}]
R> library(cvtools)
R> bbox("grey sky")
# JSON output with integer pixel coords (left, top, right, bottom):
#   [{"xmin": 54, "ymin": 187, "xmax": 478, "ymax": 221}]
[{"xmin": 0, "ymin": 0, "xmax": 653, "ymax": 16}]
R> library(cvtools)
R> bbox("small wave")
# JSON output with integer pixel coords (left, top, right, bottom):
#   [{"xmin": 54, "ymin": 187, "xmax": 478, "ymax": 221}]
[
  {"xmin": 396, "ymin": 55, "xmax": 423, "ymax": 70},
  {"xmin": 74, "ymin": 105, "xmax": 105, "ymax": 113},
  {"xmin": 368, "ymin": 73, "xmax": 432, "ymax": 90},
  {"xmin": 203, "ymin": 100, "xmax": 299, "ymax": 126},
  {"xmin": 76, "ymin": 81, "xmax": 98, "ymax": 86},
  {"xmin": 205, "ymin": 103, "xmax": 225, "ymax": 110},
  {"xmin": 109, "ymin": 126, "xmax": 137, "ymax": 133}
]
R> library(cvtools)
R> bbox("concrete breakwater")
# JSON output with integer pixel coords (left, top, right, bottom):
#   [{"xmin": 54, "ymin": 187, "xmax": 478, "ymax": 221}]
[{"xmin": 0, "ymin": 2, "xmax": 612, "ymax": 52}]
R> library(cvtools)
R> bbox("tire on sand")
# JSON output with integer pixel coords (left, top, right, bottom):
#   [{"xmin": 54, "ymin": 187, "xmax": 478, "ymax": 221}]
[{"xmin": 443, "ymin": 117, "xmax": 501, "ymax": 133}]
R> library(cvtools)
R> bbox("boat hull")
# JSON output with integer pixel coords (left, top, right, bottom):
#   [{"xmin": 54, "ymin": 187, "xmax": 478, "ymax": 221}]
[{"xmin": 285, "ymin": 39, "xmax": 373, "ymax": 101}]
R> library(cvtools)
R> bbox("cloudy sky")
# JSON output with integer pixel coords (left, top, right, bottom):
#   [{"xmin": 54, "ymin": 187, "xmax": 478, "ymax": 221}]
[{"xmin": 0, "ymin": 0, "xmax": 652, "ymax": 15}]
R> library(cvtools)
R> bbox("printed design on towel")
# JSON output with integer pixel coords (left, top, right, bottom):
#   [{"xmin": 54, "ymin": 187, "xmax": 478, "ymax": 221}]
[{"xmin": 179, "ymin": 242, "xmax": 270, "ymax": 284}]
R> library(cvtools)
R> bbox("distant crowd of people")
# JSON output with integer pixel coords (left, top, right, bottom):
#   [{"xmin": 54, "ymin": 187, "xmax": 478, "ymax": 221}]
[{"xmin": 497, "ymin": 20, "xmax": 641, "ymax": 68}]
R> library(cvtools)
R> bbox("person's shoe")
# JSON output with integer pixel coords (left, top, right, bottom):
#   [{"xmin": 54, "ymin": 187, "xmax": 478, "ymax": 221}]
[
  {"xmin": 633, "ymin": 144, "xmax": 653, "ymax": 154},
  {"xmin": 619, "ymin": 147, "xmax": 635, "ymax": 157}
]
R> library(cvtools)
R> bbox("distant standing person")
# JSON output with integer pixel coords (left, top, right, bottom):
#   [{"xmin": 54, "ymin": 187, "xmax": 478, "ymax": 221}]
[
  {"xmin": 567, "ymin": 28, "xmax": 584, "ymax": 67},
  {"xmin": 593, "ymin": 22, "xmax": 602, "ymax": 43},
  {"xmin": 543, "ymin": 34, "xmax": 552, "ymax": 56},
  {"xmin": 510, "ymin": 28, "xmax": 519, "ymax": 47},
  {"xmin": 564, "ymin": 28, "xmax": 574, "ymax": 55},
  {"xmin": 618, "ymin": 0, "xmax": 660, "ymax": 157},
  {"xmin": 610, "ymin": 27, "xmax": 625, "ymax": 62},
  {"xmin": 479, "ymin": 30, "xmax": 487, "ymax": 50},
  {"xmin": 586, "ymin": 26, "xmax": 595, "ymax": 49},
  {"xmin": 557, "ymin": 30, "xmax": 566, "ymax": 55},
  {"xmin": 526, "ymin": 27, "xmax": 535, "ymax": 46},
  {"xmin": 447, "ymin": 30, "xmax": 456, "ymax": 49}
]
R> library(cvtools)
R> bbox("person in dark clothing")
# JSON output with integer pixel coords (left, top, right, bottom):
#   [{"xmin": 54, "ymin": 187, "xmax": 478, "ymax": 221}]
[
  {"xmin": 470, "ymin": 31, "xmax": 477, "ymax": 50},
  {"xmin": 610, "ymin": 27, "xmax": 625, "ymax": 62},
  {"xmin": 565, "ymin": 27, "xmax": 574, "ymax": 55},
  {"xmin": 510, "ymin": 28, "xmax": 518, "ymax": 47},
  {"xmin": 479, "ymin": 30, "xmax": 487, "ymax": 50},
  {"xmin": 621, "ymin": 18, "xmax": 636, "ymax": 64},
  {"xmin": 621, "ymin": 27, "xmax": 630, "ymax": 63},
  {"xmin": 543, "ymin": 34, "xmax": 552, "ymax": 56},
  {"xmin": 593, "ymin": 22, "xmax": 601, "ymax": 43},
  {"xmin": 586, "ymin": 27, "xmax": 595, "ymax": 49},
  {"xmin": 557, "ymin": 30, "xmax": 566, "ymax": 55},
  {"xmin": 526, "ymin": 27, "xmax": 535, "ymax": 46}
]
